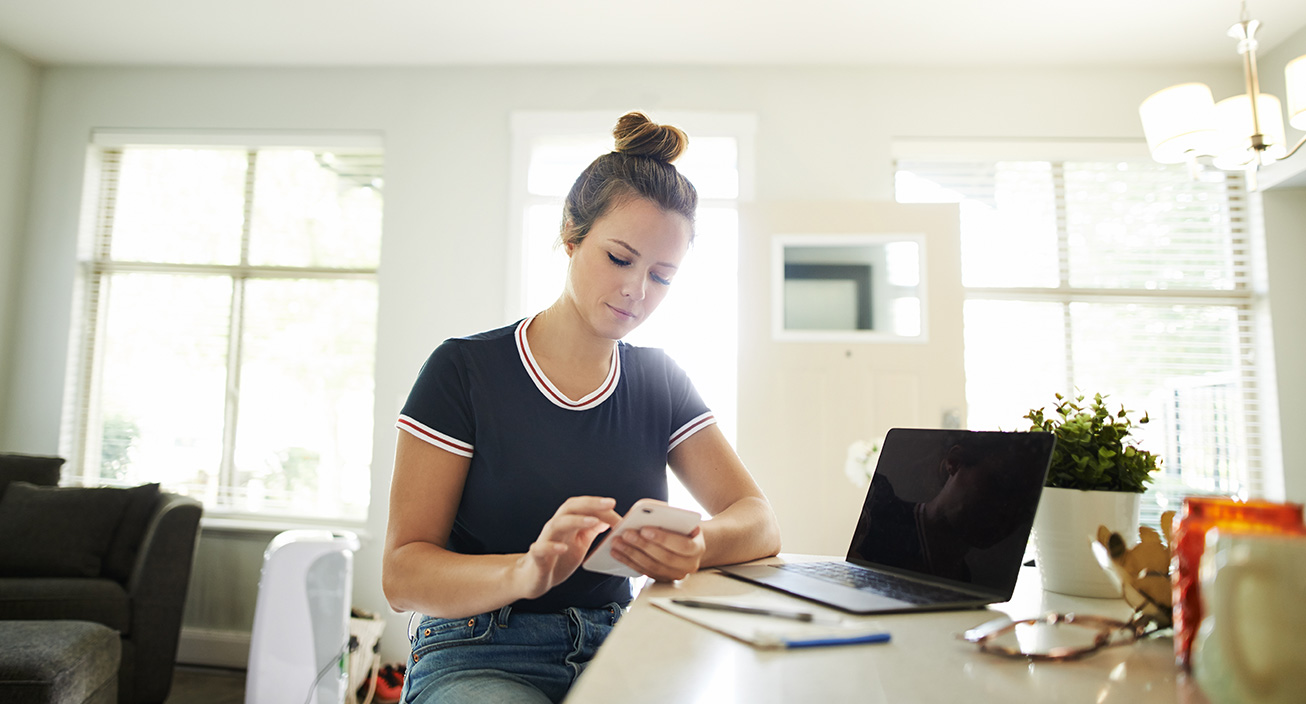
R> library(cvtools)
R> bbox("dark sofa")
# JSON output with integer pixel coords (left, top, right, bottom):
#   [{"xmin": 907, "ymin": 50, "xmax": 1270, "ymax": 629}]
[{"xmin": 0, "ymin": 453, "xmax": 202, "ymax": 704}]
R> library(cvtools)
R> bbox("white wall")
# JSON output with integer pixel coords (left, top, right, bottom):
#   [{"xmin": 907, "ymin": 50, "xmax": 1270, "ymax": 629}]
[
  {"xmin": 1261, "ymin": 21, "xmax": 1306, "ymax": 152},
  {"xmin": 8, "ymin": 60, "xmax": 1296, "ymax": 665},
  {"xmin": 1262, "ymin": 188, "xmax": 1306, "ymax": 501},
  {"xmin": 1261, "ymin": 22, "xmax": 1306, "ymax": 502},
  {"xmin": 0, "ymin": 43, "xmax": 39, "ymax": 434}
]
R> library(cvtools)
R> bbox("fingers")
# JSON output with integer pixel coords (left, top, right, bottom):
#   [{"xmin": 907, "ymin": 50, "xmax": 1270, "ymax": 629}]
[
  {"xmin": 516, "ymin": 496, "xmax": 623, "ymax": 599},
  {"xmin": 545, "ymin": 514, "xmax": 608, "ymax": 537},
  {"xmin": 611, "ymin": 525, "xmax": 704, "ymax": 581},
  {"xmin": 630, "ymin": 525, "xmax": 700, "ymax": 557},
  {"xmin": 540, "ymin": 498, "xmax": 620, "ymax": 547},
  {"xmin": 551, "ymin": 496, "xmax": 622, "ymax": 530}
]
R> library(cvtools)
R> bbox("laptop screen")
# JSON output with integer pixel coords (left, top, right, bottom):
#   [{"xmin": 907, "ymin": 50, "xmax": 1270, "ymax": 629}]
[{"xmin": 845, "ymin": 428, "xmax": 1055, "ymax": 594}]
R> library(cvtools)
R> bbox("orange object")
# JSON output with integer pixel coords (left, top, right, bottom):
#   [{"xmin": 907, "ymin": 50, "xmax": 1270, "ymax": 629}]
[{"xmin": 1172, "ymin": 496, "xmax": 1305, "ymax": 668}]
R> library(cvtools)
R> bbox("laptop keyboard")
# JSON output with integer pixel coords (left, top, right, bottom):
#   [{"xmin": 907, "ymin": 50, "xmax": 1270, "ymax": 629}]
[{"xmin": 778, "ymin": 562, "xmax": 978, "ymax": 604}]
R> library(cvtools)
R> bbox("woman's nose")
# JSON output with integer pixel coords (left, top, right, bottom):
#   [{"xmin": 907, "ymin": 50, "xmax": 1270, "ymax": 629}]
[{"xmin": 621, "ymin": 271, "xmax": 646, "ymax": 301}]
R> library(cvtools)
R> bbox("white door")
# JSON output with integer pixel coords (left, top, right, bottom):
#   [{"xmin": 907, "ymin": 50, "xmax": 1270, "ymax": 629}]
[{"xmin": 736, "ymin": 201, "xmax": 965, "ymax": 554}]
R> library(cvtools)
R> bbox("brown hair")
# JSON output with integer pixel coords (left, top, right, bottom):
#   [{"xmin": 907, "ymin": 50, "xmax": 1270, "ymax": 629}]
[{"xmin": 560, "ymin": 112, "xmax": 698, "ymax": 247}]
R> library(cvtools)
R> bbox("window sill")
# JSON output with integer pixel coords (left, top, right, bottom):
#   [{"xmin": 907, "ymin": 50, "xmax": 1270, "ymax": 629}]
[{"xmin": 199, "ymin": 515, "xmax": 371, "ymax": 542}]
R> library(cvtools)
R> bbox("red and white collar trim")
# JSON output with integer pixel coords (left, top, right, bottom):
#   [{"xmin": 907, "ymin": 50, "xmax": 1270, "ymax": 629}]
[{"xmin": 516, "ymin": 316, "xmax": 621, "ymax": 411}]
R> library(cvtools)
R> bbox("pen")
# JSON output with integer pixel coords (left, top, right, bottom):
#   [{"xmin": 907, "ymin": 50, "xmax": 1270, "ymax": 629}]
[
  {"xmin": 670, "ymin": 598, "xmax": 816, "ymax": 622},
  {"xmin": 785, "ymin": 632, "xmax": 892, "ymax": 648}
]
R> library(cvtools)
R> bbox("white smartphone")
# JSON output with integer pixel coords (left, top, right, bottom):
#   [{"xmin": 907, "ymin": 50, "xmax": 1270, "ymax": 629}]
[{"xmin": 581, "ymin": 499, "xmax": 702, "ymax": 578}]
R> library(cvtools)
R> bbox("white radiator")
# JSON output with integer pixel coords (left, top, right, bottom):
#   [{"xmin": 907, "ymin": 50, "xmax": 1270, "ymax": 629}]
[{"xmin": 177, "ymin": 526, "xmax": 278, "ymax": 668}]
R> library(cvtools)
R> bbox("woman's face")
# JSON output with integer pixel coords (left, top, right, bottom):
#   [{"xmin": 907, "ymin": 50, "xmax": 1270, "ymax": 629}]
[{"xmin": 563, "ymin": 197, "xmax": 692, "ymax": 341}]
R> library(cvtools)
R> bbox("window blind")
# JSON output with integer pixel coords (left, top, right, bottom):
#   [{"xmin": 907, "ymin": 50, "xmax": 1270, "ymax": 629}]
[{"xmin": 896, "ymin": 158, "xmax": 1264, "ymax": 527}]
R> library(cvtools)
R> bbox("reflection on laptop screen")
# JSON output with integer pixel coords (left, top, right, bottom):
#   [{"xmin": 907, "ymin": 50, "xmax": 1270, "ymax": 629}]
[{"xmin": 846, "ymin": 429, "xmax": 1052, "ymax": 593}]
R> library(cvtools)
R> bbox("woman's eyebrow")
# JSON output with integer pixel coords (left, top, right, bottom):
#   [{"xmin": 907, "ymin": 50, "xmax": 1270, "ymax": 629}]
[{"xmin": 611, "ymin": 239, "xmax": 679, "ymax": 270}]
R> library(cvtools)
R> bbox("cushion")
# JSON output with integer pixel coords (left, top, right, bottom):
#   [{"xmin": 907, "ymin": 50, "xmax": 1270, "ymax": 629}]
[
  {"xmin": 0, "ymin": 482, "xmax": 130, "ymax": 578},
  {"xmin": 102, "ymin": 482, "xmax": 160, "ymax": 583},
  {"xmin": 0, "ymin": 453, "xmax": 65, "ymax": 498},
  {"xmin": 0, "ymin": 620, "xmax": 121, "ymax": 704},
  {"xmin": 0, "ymin": 577, "xmax": 132, "ymax": 633}
]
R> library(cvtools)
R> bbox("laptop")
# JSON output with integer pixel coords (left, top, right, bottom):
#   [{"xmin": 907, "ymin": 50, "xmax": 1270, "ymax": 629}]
[{"xmin": 718, "ymin": 428, "xmax": 1055, "ymax": 614}]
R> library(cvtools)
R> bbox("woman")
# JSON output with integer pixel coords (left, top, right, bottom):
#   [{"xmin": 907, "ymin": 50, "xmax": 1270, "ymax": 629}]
[{"xmin": 383, "ymin": 112, "xmax": 781, "ymax": 703}]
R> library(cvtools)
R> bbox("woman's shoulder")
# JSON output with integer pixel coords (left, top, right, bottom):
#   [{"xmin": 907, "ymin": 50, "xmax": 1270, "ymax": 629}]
[
  {"xmin": 451, "ymin": 320, "xmax": 521, "ymax": 346},
  {"xmin": 618, "ymin": 339, "xmax": 669, "ymax": 362},
  {"xmin": 619, "ymin": 341, "xmax": 689, "ymax": 378},
  {"xmin": 422, "ymin": 320, "xmax": 522, "ymax": 368}
]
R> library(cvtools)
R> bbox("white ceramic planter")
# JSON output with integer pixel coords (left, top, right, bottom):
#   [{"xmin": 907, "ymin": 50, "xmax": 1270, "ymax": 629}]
[{"xmin": 1032, "ymin": 487, "xmax": 1141, "ymax": 598}]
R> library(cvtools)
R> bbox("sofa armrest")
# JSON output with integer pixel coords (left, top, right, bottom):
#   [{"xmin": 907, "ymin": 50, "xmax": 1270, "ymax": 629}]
[{"xmin": 126, "ymin": 492, "xmax": 202, "ymax": 703}]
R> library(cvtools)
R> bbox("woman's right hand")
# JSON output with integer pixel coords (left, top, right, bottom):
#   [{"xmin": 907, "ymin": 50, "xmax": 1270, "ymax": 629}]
[{"xmin": 515, "ymin": 496, "xmax": 623, "ymax": 599}]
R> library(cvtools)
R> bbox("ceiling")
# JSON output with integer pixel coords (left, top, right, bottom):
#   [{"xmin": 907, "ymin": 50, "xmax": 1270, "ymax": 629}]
[{"xmin": 2, "ymin": 0, "xmax": 1306, "ymax": 68}]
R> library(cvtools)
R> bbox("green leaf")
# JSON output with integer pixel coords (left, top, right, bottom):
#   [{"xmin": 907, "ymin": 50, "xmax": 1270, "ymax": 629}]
[{"xmin": 1026, "ymin": 390, "xmax": 1161, "ymax": 493}]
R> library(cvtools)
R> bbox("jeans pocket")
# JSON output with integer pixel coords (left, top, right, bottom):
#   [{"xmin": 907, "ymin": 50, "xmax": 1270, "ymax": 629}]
[
  {"xmin": 404, "ymin": 614, "xmax": 501, "ymax": 703},
  {"xmin": 410, "ymin": 614, "xmax": 494, "ymax": 661}
]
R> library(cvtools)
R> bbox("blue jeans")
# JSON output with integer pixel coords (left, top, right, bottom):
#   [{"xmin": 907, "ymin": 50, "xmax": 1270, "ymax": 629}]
[{"xmin": 401, "ymin": 603, "xmax": 623, "ymax": 704}]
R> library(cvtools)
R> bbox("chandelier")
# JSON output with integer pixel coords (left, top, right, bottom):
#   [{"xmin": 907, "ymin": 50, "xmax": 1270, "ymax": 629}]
[{"xmin": 1138, "ymin": 3, "xmax": 1305, "ymax": 183}]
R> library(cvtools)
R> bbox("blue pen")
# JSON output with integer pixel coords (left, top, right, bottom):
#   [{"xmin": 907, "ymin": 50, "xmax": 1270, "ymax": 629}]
[{"xmin": 784, "ymin": 632, "xmax": 892, "ymax": 648}]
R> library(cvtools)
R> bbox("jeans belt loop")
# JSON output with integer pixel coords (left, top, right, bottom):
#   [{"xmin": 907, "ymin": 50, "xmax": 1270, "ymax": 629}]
[{"xmin": 407, "ymin": 611, "xmax": 421, "ymax": 642}]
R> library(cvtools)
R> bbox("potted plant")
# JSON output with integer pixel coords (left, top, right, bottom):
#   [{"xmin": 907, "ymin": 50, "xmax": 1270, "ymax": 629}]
[{"xmin": 1025, "ymin": 392, "xmax": 1162, "ymax": 597}]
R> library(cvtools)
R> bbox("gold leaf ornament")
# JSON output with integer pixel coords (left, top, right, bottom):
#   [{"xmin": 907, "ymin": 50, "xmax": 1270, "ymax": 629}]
[{"xmin": 1091, "ymin": 510, "xmax": 1176, "ymax": 629}]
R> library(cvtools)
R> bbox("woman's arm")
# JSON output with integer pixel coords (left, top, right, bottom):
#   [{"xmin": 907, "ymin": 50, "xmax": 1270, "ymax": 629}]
[
  {"xmin": 669, "ymin": 424, "xmax": 782, "ymax": 566},
  {"xmin": 382, "ymin": 432, "xmax": 620, "ymax": 618},
  {"xmin": 609, "ymin": 424, "xmax": 781, "ymax": 579}
]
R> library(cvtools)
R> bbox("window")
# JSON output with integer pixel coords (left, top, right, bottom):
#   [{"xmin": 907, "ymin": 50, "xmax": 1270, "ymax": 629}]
[
  {"xmin": 896, "ymin": 152, "xmax": 1270, "ymax": 526},
  {"xmin": 509, "ymin": 112, "xmax": 755, "ymax": 510},
  {"xmin": 63, "ymin": 133, "xmax": 383, "ymax": 522}
]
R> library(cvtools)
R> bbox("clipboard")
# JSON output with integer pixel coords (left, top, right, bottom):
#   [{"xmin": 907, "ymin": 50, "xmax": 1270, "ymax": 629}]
[{"xmin": 650, "ymin": 594, "xmax": 891, "ymax": 650}]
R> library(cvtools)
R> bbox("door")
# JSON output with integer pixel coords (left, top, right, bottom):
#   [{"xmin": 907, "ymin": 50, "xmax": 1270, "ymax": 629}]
[{"xmin": 736, "ymin": 201, "xmax": 964, "ymax": 554}]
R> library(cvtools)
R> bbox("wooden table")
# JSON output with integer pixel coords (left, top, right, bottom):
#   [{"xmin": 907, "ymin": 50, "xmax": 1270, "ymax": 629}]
[{"xmin": 565, "ymin": 554, "xmax": 1208, "ymax": 703}]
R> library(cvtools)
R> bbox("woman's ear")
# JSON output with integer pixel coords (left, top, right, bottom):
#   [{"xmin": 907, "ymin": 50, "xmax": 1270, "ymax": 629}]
[{"xmin": 561, "ymin": 221, "xmax": 578, "ymax": 256}]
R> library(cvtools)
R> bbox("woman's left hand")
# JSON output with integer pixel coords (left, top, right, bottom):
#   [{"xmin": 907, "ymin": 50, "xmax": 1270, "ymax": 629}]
[{"xmin": 610, "ymin": 525, "xmax": 705, "ymax": 582}]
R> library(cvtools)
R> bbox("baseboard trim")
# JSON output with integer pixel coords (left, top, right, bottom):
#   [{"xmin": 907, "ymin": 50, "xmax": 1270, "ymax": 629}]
[{"xmin": 177, "ymin": 627, "xmax": 251, "ymax": 669}]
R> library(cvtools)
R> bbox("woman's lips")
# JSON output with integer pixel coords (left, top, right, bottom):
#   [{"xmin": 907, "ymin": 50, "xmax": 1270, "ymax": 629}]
[{"xmin": 606, "ymin": 304, "xmax": 637, "ymax": 321}]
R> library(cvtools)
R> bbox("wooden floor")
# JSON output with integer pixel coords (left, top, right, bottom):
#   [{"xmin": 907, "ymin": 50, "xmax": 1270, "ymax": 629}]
[
  {"xmin": 165, "ymin": 666, "xmax": 246, "ymax": 704},
  {"xmin": 165, "ymin": 663, "xmax": 398, "ymax": 703}
]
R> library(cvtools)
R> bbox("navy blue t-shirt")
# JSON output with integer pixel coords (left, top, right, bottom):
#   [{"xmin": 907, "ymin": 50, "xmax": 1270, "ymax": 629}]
[{"xmin": 397, "ymin": 317, "xmax": 715, "ymax": 612}]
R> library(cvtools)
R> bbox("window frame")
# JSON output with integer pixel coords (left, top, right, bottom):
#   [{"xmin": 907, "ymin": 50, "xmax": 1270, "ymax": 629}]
[
  {"xmin": 891, "ymin": 138, "xmax": 1279, "ymax": 523},
  {"xmin": 61, "ymin": 130, "xmax": 384, "ymax": 524}
]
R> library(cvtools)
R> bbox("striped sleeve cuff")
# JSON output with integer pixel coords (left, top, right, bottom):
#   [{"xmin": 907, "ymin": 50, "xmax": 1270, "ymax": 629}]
[
  {"xmin": 397, "ymin": 415, "xmax": 474, "ymax": 458},
  {"xmin": 669, "ymin": 412, "xmax": 716, "ymax": 452}
]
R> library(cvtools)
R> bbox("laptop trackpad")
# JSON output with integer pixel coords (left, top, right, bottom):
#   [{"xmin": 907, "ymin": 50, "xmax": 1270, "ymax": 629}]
[{"xmin": 717, "ymin": 564, "xmax": 913, "ymax": 614}]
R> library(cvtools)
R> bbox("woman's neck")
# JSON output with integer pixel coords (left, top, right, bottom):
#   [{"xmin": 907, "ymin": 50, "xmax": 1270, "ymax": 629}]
[{"xmin": 529, "ymin": 303, "xmax": 617, "ymax": 374}]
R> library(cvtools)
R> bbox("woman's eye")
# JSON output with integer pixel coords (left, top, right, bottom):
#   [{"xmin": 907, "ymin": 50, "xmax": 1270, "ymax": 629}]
[
  {"xmin": 651, "ymin": 273, "xmax": 672, "ymax": 286},
  {"xmin": 607, "ymin": 253, "xmax": 631, "ymax": 267}
]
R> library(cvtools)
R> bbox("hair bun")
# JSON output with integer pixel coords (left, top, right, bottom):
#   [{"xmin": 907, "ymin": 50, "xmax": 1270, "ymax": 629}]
[{"xmin": 612, "ymin": 112, "xmax": 688, "ymax": 163}]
